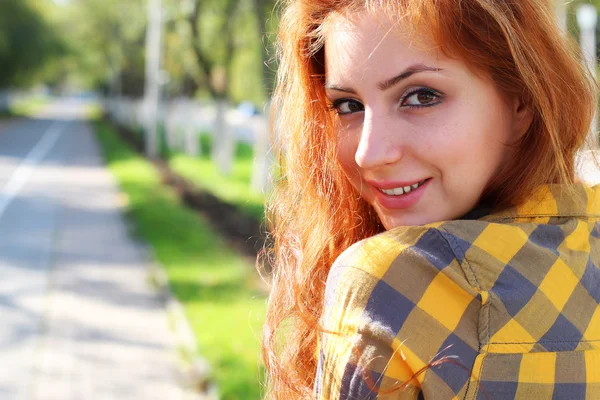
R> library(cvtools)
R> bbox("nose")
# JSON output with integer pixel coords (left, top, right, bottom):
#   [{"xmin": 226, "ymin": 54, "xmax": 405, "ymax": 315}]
[{"xmin": 355, "ymin": 110, "xmax": 403, "ymax": 169}]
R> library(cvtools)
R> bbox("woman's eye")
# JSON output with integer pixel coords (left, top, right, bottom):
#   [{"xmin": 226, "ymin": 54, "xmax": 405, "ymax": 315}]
[
  {"xmin": 332, "ymin": 99, "xmax": 364, "ymax": 115},
  {"xmin": 401, "ymin": 88, "xmax": 442, "ymax": 108}
]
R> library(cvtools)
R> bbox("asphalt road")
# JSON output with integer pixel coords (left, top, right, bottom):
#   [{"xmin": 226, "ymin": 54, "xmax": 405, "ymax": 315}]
[{"xmin": 0, "ymin": 100, "xmax": 190, "ymax": 400}]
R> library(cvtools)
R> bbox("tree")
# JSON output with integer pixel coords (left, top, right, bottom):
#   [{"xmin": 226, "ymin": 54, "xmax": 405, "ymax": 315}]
[
  {"xmin": 50, "ymin": 0, "xmax": 147, "ymax": 97},
  {"xmin": 251, "ymin": 0, "xmax": 278, "ymax": 100},
  {"xmin": 172, "ymin": 0, "xmax": 245, "ymax": 172},
  {"xmin": 184, "ymin": 0, "xmax": 240, "ymax": 101},
  {"xmin": 0, "ymin": 0, "xmax": 65, "ymax": 89}
]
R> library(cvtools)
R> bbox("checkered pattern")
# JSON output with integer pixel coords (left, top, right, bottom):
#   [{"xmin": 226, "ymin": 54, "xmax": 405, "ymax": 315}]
[{"xmin": 315, "ymin": 184, "xmax": 600, "ymax": 399}]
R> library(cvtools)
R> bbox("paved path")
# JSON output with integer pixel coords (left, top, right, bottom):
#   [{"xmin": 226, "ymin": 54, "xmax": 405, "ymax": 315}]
[{"xmin": 0, "ymin": 100, "xmax": 190, "ymax": 399}]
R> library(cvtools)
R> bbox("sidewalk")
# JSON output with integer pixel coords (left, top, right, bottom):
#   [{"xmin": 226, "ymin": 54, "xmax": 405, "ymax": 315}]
[{"xmin": 0, "ymin": 113, "xmax": 194, "ymax": 399}]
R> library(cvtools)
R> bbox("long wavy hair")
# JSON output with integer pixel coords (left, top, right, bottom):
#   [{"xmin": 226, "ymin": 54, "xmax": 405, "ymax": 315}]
[{"xmin": 262, "ymin": 0, "xmax": 597, "ymax": 398}]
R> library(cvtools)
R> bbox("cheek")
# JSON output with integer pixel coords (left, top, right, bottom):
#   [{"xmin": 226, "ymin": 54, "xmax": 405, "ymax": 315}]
[
  {"xmin": 411, "ymin": 114, "xmax": 468, "ymax": 167},
  {"xmin": 336, "ymin": 128, "xmax": 360, "ymax": 176},
  {"xmin": 437, "ymin": 111, "xmax": 513, "ymax": 192},
  {"xmin": 420, "ymin": 104, "xmax": 511, "ymax": 182}
]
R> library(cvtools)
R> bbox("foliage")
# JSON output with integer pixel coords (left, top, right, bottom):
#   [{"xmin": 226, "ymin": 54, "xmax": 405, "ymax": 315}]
[
  {"xmin": 16, "ymin": 0, "xmax": 281, "ymax": 104},
  {"xmin": 251, "ymin": 0, "xmax": 280, "ymax": 98},
  {"xmin": 18, "ymin": 0, "xmax": 281, "ymax": 105},
  {"xmin": 0, "ymin": 0, "xmax": 66, "ymax": 89},
  {"xmin": 163, "ymin": 0, "xmax": 278, "ymax": 104},
  {"xmin": 94, "ymin": 119, "xmax": 266, "ymax": 400},
  {"xmin": 53, "ymin": 0, "xmax": 147, "ymax": 96}
]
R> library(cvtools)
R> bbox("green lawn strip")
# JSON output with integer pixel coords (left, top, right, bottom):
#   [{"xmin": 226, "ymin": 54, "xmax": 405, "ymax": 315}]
[
  {"xmin": 0, "ymin": 95, "xmax": 51, "ymax": 119},
  {"xmin": 167, "ymin": 137, "xmax": 265, "ymax": 222},
  {"xmin": 93, "ymin": 120, "xmax": 266, "ymax": 400},
  {"xmin": 10, "ymin": 94, "xmax": 51, "ymax": 116}
]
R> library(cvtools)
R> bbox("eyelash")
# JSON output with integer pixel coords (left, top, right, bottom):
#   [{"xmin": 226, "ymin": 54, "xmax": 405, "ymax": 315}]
[
  {"xmin": 328, "ymin": 87, "xmax": 443, "ymax": 115},
  {"xmin": 400, "ymin": 87, "xmax": 443, "ymax": 108}
]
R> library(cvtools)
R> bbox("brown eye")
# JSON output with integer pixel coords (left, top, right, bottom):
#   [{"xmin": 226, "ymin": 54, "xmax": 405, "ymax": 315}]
[
  {"xmin": 333, "ymin": 99, "xmax": 365, "ymax": 115},
  {"xmin": 417, "ymin": 91, "xmax": 434, "ymax": 104},
  {"xmin": 402, "ymin": 88, "xmax": 442, "ymax": 108}
]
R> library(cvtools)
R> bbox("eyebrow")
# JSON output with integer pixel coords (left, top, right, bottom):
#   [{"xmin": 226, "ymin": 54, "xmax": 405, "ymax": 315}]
[{"xmin": 324, "ymin": 63, "xmax": 443, "ymax": 94}]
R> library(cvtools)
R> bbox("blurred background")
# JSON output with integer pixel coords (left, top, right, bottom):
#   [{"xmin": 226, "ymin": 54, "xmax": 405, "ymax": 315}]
[{"xmin": 0, "ymin": 0, "xmax": 598, "ymax": 399}]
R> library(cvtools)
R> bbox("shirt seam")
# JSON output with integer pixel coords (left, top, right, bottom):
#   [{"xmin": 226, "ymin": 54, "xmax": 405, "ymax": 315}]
[
  {"xmin": 438, "ymin": 228, "xmax": 482, "ymax": 291},
  {"xmin": 435, "ymin": 228, "xmax": 483, "ymax": 400},
  {"xmin": 472, "ymin": 353, "xmax": 487, "ymax": 400}
]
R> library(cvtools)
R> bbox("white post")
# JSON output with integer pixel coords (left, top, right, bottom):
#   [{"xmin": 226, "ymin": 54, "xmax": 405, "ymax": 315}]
[
  {"xmin": 251, "ymin": 102, "xmax": 273, "ymax": 193},
  {"xmin": 577, "ymin": 4, "xmax": 599, "ymax": 148},
  {"xmin": 213, "ymin": 100, "xmax": 234, "ymax": 174},
  {"xmin": 143, "ymin": 0, "xmax": 163, "ymax": 158},
  {"xmin": 184, "ymin": 125, "xmax": 199, "ymax": 156},
  {"xmin": 183, "ymin": 100, "xmax": 199, "ymax": 156}
]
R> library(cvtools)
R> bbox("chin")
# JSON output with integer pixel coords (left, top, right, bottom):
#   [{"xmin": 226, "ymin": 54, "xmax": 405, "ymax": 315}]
[
  {"xmin": 377, "ymin": 209, "xmax": 449, "ymax": 230},
  {"xmin": 380, "ymin": 214, "xmax": 430, "ymax": 229}
]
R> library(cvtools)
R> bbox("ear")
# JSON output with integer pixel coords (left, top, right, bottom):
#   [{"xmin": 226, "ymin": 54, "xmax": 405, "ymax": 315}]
[{"xmin": 512, "ymin": 97, "xmax": 534, "ymax": 140}]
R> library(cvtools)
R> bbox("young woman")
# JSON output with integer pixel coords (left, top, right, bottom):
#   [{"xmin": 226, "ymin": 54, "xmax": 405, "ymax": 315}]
[{"xmin": 262, "ymin": 0, "xmax": 600, "ymax": 398}]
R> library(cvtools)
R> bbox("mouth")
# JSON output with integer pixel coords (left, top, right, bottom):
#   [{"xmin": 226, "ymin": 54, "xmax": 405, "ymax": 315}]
[
  {"xmin": 370, "ymin": 178, "xmax": 432, "ymax": 210},
  {"xmin": 377, "ymin": 179, "xmax": 429, "ymax": 196}
]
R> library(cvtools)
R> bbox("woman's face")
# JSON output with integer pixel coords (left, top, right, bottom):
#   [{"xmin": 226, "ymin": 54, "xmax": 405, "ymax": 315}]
[{"xmin": 324, "ymin": 11, "xmax": 532, "ymax": 229}]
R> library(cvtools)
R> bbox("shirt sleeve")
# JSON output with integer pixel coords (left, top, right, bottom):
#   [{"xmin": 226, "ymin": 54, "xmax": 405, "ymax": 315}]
[{"xmin": 314, "ymin": 227, "xmax": 481, "ymax": 400}]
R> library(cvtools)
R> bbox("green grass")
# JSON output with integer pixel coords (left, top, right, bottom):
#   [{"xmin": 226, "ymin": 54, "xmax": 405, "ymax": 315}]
[
  {"xmin": 168, "ymin": 135, "xmax": 266, "ymax": 222},
  {"xmin": 93, "ymin": 120, "xmax": 266, "ymax": 400},
  {"xmin": 8, "ymin": 94, "xmax": 51, "ymax": 117}
]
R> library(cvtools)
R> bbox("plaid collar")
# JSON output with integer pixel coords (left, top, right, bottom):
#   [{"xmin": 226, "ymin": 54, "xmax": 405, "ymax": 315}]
[{"xmin": 461, "ymin": 184, "xmax": 600, "ymax": 222}]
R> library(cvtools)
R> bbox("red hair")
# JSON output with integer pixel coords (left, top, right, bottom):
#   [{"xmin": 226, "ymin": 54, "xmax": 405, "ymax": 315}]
[{"xmin": 262, "ymin": 0, "xmax": 596, "ymax": 398}]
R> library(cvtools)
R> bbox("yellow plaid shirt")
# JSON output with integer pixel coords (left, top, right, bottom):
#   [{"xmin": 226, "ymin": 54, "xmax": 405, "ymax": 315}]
[{"xmin": 315, "ymin": 184, "xmax": 600, "ymax": 399}]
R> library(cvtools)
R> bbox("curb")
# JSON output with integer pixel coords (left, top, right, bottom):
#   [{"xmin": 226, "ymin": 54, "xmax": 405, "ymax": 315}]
[
  {"xmin": 119, "ymin": 207, "xmax": 220, "ymax": 400},
  {"xmin": 147, "ymin": 260, "xmax": 220, "ymax": 400}
]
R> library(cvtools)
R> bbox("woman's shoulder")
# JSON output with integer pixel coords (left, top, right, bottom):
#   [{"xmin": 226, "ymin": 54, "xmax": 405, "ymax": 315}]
[
  {"xmin": 331, "ymin": 224, "xmax": 446, "ymax": 278},
  {"xmin": 324, "ymin": 223, "xmax": 480, "ymax": 318},
  {"xmin": 324, "ymin": 197, "xmax": 600, "ymax": 316},
  {"xmin": 329, "ymin": 221, "xmax": 479, "ymax": 282}
]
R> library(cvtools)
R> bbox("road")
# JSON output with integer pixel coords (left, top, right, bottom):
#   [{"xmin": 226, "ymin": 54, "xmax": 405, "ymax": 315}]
[{"xmin": 0, "ymin": 100, "xmax": 189, "ymax": 400}]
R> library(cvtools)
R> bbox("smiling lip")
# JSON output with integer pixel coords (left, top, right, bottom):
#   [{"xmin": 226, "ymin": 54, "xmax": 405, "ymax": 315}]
[
  {"xmin": 366, "ymin": 178, "xmax": 428, "ymax": 190},
  {"xmin": 368, "ymin": 178, "xmax": 431, "ymax": 210}
]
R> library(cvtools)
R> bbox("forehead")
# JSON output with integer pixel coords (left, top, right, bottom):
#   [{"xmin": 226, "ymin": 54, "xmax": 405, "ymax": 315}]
[{"xmin": 323, "ymin": 11, "xmax": 445, "ymax": 83}]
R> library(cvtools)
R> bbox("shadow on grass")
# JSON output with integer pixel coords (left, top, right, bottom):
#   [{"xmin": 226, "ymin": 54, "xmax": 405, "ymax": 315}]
[
  {"xmin": 105, "ymin": 120, "xmax": 265, "ymax": 242},
  {"xmin": 167, "ymin": 150, "xmax": 265, "ymax": 223}
]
